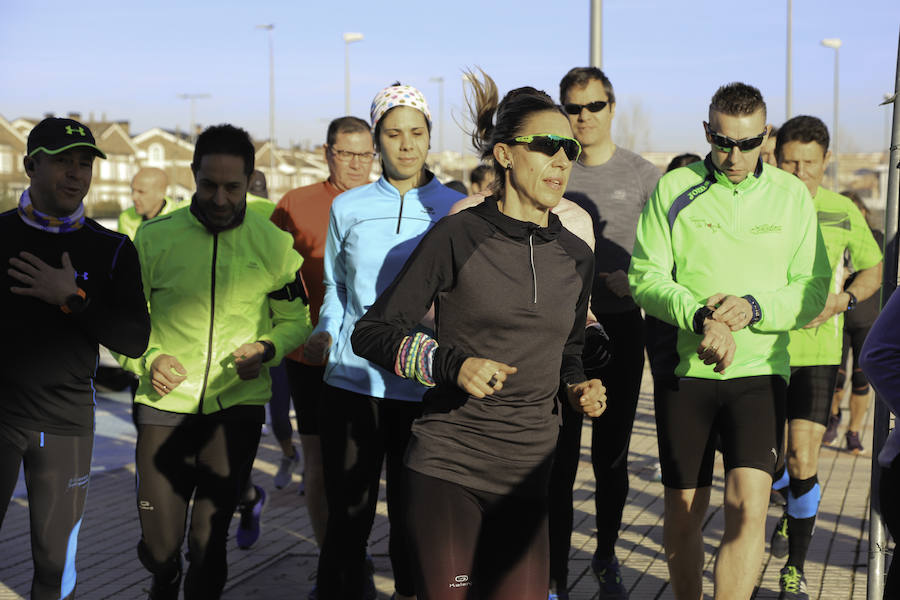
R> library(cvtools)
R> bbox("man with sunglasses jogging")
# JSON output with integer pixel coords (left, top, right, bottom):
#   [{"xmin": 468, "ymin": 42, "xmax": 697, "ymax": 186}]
[
  {"xmin": 548, "ymin": 66, "xmax": 660, "ymax": 600},
  {"xmin": 628, "ymin": 82, "xmax": 830, "ymax": 600},
  {"xmin": 767, "ymin": 115, "xmax": 881, "ymax": 600}
]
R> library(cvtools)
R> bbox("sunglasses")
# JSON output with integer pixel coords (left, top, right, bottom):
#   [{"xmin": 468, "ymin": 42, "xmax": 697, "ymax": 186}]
[
  {"xmin": 562, "ymin": 101, "xmax": 608, "ymax": 115},
  {"xmin": 706, "ymin": 126, "xmax": 768, "ymax": 153},
  {"xmin": 507, "ymin": 134, "xmax": 582, "ymax": 161}
]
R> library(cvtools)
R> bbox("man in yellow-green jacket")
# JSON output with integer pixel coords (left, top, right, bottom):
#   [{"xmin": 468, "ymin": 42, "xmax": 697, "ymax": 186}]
[
  {"xmin": 126, "ymin": 124, "xmax": 311, "ymax": 600},
  {"xmin": 118, "ymin": 167, "xmax": 181, "ymax": 240}
]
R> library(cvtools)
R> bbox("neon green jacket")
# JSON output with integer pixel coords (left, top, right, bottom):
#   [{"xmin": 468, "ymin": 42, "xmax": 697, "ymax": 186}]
[
  {"xmin": 629, "ymin": 156, "xmax": 830, "ymax": 381},
  {"xmin": 788, "ymin": 186, "xmax": 882, "ymax": 366},
  {"xmin": 117, "ymin": 198, "xmax": 182, "ymax": 240},
  {"xmin": 122, "ymin": 205, "xmax": 311, "ymax": 414}
]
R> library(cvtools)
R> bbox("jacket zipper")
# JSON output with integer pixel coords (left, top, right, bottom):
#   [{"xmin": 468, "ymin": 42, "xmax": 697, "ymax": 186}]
[
  {"xmin": 396, "ymin": 194, "xmax": 405, "ymax": 234},
  {"xmin": 197, "ymin": 233, "xmax": 219, "ymax": 413},
  {"xmin": 529, "ymin": 232, "xmax": 537, "ymax": 303}
]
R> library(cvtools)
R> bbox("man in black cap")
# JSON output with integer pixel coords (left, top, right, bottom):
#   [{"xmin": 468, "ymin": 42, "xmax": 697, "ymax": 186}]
[{"xmin": 0, "ymin": 117, "xmax": 150, "ymax": 600}]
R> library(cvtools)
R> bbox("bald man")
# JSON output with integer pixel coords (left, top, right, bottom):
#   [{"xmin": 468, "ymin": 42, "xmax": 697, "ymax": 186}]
[{"xmin": 118, "ymin": 167, "xmax": 180, "ymax": 239}]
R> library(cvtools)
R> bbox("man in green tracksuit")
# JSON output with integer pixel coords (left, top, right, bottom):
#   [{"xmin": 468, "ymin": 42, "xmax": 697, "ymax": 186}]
[
  {"xmin": 123, "ymin": 124, "xmax": 311, "ymax": 600},
  {"xmin": 628, "ymin": 83, "xmax": 830, "ymax": 600},
  {"xmin": 118, "ymin": 167, "xmax": 181, "ymax": 240},
  {"xmin": 767, "ymin": 115, "xmax": 882, "ymax": 600}
]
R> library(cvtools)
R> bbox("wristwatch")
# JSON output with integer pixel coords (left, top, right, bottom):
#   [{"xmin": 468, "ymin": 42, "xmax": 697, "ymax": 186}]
[
  {"xmin": 60, "ymin": 288, "xmax": 88, "ymax": 314},
  {"xmin": 846, "ymin": 291, "xmax": 858, "ymax": 312}
]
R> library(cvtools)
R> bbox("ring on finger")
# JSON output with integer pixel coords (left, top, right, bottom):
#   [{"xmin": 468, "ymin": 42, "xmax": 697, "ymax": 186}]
[{"xmin": 487, "ymin": 370, "xmax": 500, "ymax": 388}]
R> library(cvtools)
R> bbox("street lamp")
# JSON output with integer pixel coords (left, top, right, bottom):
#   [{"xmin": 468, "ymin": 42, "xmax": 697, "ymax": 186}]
[
  {"xmin": 177, "ymin": 93, "xmax": 211, "ymax": 144},
  {"xmin": 257, "ymin": 24, "xmax": 276, "ymax": 181},
  {"xmin": 429, "ymin": 76, "xmax": 445, "ymax": 153},
  {"xmin": 343, "ymin": 32, "xmax": 364, "ymax": 115},
  {"xmin": 821, "ymin": 37, "xmax": 841, "ymax": 189},
  {"xmin": 786, "ymin": 0, "xmax": 792, "ymax": 119}
]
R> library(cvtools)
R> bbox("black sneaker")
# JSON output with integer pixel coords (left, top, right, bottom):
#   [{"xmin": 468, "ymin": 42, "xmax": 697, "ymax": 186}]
[
  {"xmin": 822, "ymin": 412, "xmax": 841, "ymax": 445},
  {"xmin": 770, "ymin": 513, "xmax": 789, "ymax": 558},
  {"xmin": 778, "ymin": 565, "xmax": 809, "ymax": 599},
  {"xmin": 591, "ymin": 555, "xmax": 628, "ymax": 599}
]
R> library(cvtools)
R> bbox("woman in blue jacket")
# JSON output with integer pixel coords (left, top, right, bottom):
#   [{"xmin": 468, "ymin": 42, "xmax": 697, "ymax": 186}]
[{"xmin": 303, "ymin": 83, "xmax": 463, "ymax": 600}]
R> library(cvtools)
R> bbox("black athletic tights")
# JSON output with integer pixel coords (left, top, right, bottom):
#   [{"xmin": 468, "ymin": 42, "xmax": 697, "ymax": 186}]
[
  {"xmin": 0, "ymin": 422, "xmax": 92, "ymax": 600},
  {"xmin": 407, "ymin": 469, "xmax": 549, "ymax": 600},
  {"xmin": 135, "ymin": 419, "xmax": 260, "ymax": 600}
]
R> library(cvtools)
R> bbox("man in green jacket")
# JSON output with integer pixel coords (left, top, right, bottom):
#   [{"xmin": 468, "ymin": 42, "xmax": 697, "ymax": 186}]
[
  {"xmin": 118, "ymin": 167, "xmax": 180, "ymax": 239},
  {"xmin": 629, "ymin": 83, "xmax": 830, "ymax": 600},
  {"xmin": 768, "ymin": 115, "xmax": 882, "ymax": 600},
  {"xmin": 126, "ymin": 124, "xmax": 311, "ymax": 600}
]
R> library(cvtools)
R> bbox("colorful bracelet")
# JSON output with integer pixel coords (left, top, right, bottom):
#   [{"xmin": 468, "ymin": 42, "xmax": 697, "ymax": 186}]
[{"xmin": 394, "ymin": 332, "xmax": 438, "ymax": 387}]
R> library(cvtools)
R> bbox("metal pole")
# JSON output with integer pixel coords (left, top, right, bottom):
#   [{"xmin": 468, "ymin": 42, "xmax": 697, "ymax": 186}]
[
  {"xmin": 867, "ymin": 26, "xmax": 900, "ymax": 600},
  {"xmin": 786, "ymin": 0, "xmax": 792, "ymax": 119},
  {"xmin": 834, "ymin": 46, "xmax": 840, "ymax": 189},
  {"xmin": 268, "ymin": 26, "xmax": 275, "ymax": 180},
  {"xmin": 342, "ymin": 33, "xmax": 363, "ymax": 116},
  {"xmin": 590, "ymin": 0, "xmax": 602, "ymax": 68},
  {"xmin": 430, "ymin": 77, "xmax": 445, "ymax": 153},
  {"xmin": 344, "ymin": 41, "xmax": 350, "ymax": 115},
  {"xmin": 177, "ymin": 93, "xmax": 210, "ymax": 144}
]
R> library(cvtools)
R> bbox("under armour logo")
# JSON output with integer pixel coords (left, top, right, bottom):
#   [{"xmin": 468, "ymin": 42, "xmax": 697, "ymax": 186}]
[
  {"xmin": 65, "ymin": 125, "xmax": 86, "ymax": 136},
  {"xmin": 75, "ymin": 270, "xmax": 89, "ymax": 281}
]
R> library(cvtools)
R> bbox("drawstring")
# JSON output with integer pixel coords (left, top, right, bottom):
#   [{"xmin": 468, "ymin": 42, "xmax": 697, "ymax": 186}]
[{"xmin": 529, "ymin": 232, "xmax": 537, "ymax": 303}]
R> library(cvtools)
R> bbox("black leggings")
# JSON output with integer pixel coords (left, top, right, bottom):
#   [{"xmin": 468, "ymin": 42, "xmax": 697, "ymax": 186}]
[
  {"xmin": 0, "ymin": 422, "xmax": 92, "ymax": 600},
  {"xmin": 317, "ymin": 385, "xmax": 421, "ymax": 599},
  {"xmin": 549, "ymin": 308, "xmax": 644, "ymax": 582},
  {"xmin": 407, "ymin": 469, "xmax": 549, "ymax": 600},
  {"xmin": 135, "ymin": 419, "xmax": 261, "ymax": 600},
  {"xmin": 881, "ymin": 456, "xmax": 900, "ymax": 598}
]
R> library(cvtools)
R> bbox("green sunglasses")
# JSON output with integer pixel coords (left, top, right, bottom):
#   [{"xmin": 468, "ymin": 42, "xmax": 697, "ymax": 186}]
[{"xmin": 507, "ymin": 133, "xmax": 582, "ymax": 161}]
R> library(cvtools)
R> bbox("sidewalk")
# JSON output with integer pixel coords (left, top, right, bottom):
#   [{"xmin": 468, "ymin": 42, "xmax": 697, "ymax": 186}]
[{"xmin": 0, "ymin": 375, "xmax": 885, "ymax": 599}]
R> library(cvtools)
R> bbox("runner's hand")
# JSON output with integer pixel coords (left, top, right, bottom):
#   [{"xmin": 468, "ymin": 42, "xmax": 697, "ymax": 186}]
[
  {"xmin": 803, "ymin": 292, "xmax": 843, "ymax": 329},
  {"xmin": 697, "ymin": 319, "xmax": 736, "ymax": 373},
  {"xmin": 706, "ymin": 293, "xmax": 752, "ymax": 331},
  {"xmin": 233, "ymin": 342, "xmax": 267, "ymax": 380},
  {"xmin": 457, "ymin": 358, "xmax": 517, "ymax": 398},
  {"xmin": 150, "ymin": 354, "xmax": 188, "ymax": 396},
  {"xmin": 8, "ymin": 251, "xmax": 78, "ymax": 306},
  {"xmin": 303, "ymin": 331, "xmax": 332, "ymax": 364},
  {"xmin": 599, "ymin": 270, "xmax": 631, "ymax": 298},
  {"xmin": 567, "ymin": 379, "xmax": 607, "ymax": 417}
]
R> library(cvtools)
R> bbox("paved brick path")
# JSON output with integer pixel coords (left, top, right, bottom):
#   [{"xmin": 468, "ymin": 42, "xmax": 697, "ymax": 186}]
[{"xmin": 0, "ymin": 377, "xmax": 886, "ymax": 599}]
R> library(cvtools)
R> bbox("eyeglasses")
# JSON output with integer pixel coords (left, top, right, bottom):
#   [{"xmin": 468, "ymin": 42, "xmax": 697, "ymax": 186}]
[
  {"xmin": 507, "ymin": 134, "xmax": 582, "ymax": 161},
  {"xmin": 329, "ymin": 148, "xmax": 376, "ymax": 162},
  {"xmin": 562, "ymin": 101, "xmax": 608, "ymax": 115},
  {"xmin": 705, "ymin": 126, "xmax": 768, "ymax": 153}
]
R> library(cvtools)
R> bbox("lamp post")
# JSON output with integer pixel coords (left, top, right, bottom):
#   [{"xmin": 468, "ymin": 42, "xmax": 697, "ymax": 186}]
[
  {"xmin": 177, "ymin": 93, "xmax": 210, "ymax": 144},
  {"xmin": 786, "ymin": 0, "xmax": 792, "ymax": 119},
  {"xmin": 343, "ymin": 32, "xmax": 364, "ymax": 115},
  {"xmin": 429, "ymin": 76, "xmax": 445, "ymax": 153},
  {"xmin": 821, "ymin": 37, "xmax": 841, "ymax": 189},
  {"xmin": 590, "ymin": 0, "xmax": 602, "ymax": 68},
  {"xmin": 257, "ymin": 24, "xmax": 276, "ymax": 181}
]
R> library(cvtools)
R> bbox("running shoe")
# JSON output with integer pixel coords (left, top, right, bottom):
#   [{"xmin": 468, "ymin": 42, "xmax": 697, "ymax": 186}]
[
  {"xmin": 846, "ymin": 430, "xmax": 864, "ymax": 454},
  {"xmin": 822, "ymin": 412, "xmax": 841, "ymax": 445},
  {"xmin": 365, "ymin": 553, "xmax": 377, "ymax": 600},
  {"xmin": 778, "ymin": 565, "xmax": 809, "ymax": 599},
  {"xmin": 236, "ymin": 485, "xmax": 266, "ymax": 549},
  {"xmin": 548, "ymin": 581, "xmax": 570, "ymax": 600},
  {"xmin": 769, "ymin": 488, "xmax": 787, "ymax": 507},
  {"xmin": 770, "ymin": 512, "xmax": 789, "ymax": 558},
  {"xmin": 591, "ymin": 555, "xmax": 628, "ymax": 599},
  {"xmin": 147, "ymin": 571, "xmax": 181, "ymax": 600},
  {"xmin": 274, "ymin": 444, "xmax": 301, "ymax": 489}
]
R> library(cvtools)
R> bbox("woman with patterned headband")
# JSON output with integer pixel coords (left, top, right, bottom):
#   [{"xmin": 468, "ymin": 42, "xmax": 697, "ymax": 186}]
[
  {"xmin": 302, "ymin": 83, "xmax": 463, "ymax": 599},
  {"xmin": 351, "ymin": 71, "xmax": 606, "ymax": 600}
]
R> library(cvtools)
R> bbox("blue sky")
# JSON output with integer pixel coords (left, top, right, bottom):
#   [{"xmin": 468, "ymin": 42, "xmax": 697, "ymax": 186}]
[{"xmin": 2, "ymin": 0, "xmax": 897, "ymax": 154}]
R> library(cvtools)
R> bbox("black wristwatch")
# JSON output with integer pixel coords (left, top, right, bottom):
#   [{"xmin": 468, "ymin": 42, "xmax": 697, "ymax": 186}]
[
  {"xmin": 60, "ymin": 288, "xmax": 89, "ymax": 314},
  {"xmin": 846, "ymin": 291, "xmax": 857, "ymax": 312},
  {"xmin": 693, "ymin": 306, "xmax": 715, "ymax": 334}
]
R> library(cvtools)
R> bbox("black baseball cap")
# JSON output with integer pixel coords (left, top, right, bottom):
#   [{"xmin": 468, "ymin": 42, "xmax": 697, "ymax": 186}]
[{"xmin": 26, "ymin": 117, "xmax": 107, "ymax": 159}]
